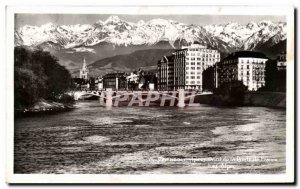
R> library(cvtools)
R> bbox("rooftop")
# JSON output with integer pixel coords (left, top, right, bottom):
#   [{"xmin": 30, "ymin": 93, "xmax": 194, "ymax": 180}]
[{"xmin": 223, "ymin": 51, "xmax": 268, "ymax": 61}]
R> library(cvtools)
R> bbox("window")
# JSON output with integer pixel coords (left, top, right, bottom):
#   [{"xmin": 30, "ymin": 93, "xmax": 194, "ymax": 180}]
[
  {"xmin": 197, "ymin": 76, "xmax": 201, "ymax": 79},
  {"xmin": 191, "ymin": 81, "xmax": 195, "ymax": 84},
  {"xmin": 191, "ymin": 67, "xmax": 195, "ymax": 70},
  {"xmin": 191, "ymin": 62, "xmax": 195, "ymax": 65},
  {"xmin": 186, "ymin": 76, "xmax": 189, "ymax": 79},
  {"xmin": 191, "ymin": 76, "xmax": 195, "ymax": 79}
]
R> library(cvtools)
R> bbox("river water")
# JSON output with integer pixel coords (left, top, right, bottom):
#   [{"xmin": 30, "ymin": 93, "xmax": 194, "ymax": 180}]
[{"xmin": 14, "ymin": 101, "xmax": 286, "ymax": 174}]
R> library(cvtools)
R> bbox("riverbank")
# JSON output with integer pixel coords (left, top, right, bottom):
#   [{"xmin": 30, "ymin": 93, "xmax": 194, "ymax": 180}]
[
  {"xmin": 244, "ymin": 91, "xmax": 286, "ymax": 108},
  {"xmin": 15, "ymin": 99, "xmax": 75, "ymax": 117},
  {"xmin": 197, "ymin": 91, "xmax": 286, "ymax": 109}
]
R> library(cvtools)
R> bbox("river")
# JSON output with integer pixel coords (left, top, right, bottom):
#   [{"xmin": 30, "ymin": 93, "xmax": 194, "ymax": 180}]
[{"xmin": 14, "ymin": 101, "xmax": 286, "ymax": 174}]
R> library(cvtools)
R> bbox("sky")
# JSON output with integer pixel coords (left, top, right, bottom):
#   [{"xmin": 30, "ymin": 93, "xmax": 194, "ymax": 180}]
[{"xmin": 15, "ymin": 14, "xmax": 286, "ymax": 28}]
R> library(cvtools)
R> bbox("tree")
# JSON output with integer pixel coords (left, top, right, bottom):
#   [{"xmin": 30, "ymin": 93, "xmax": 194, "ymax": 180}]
[
  {"xmin": 213, "ymin": 80, "xmax": 248, "ymax": 106},
  {"xmin": 14, "ymin": 47, "xmax": 73, "ymax": 109}
]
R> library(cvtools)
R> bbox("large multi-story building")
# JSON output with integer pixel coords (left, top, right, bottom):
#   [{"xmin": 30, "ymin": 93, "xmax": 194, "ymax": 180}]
[
  {"xmin": 182, "ymin": 44, "xmax": 220, "ymax": 90},
  {"xmin": 217, "ymin": 51, "xmax": 268, "ymax": 91},
  {"xmin": 157, "ymin": 55, "xmax": 175, "ymax": 90},
  {"xmin": 157, "ymin": 43, "xmax": 220, "ymax": 91}
]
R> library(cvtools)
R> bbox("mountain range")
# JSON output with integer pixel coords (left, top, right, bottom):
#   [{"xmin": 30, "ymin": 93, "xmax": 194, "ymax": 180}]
[{"xmin": 15, "ymin": 16, "xmax": 287, "ymax": 75}]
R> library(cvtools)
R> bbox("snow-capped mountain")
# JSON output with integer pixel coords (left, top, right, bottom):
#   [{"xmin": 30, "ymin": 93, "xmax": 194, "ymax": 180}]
[
  {"xmin": 15, "ymin": 16, "xmax": 286, "ymax": 53},
  {"xmin": 204, "ymin": 21, "xmax": 286, "ymax": 50},
  {"xmin": 14, "ymin": 16, "xmax": 287, "ymax": 72}
]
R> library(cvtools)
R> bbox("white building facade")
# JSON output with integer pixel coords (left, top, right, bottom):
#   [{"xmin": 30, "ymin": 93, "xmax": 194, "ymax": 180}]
[
  {"xmin": 218, "ymin": 51, "xmax": 268, "ymax": 91},
  {"xmin": 176, "ymin": 44, "xmax": 220, "ymax": 90},
  {"xmin": 158, "ymin": 44, "xmax": 220, "ymax": 91}
]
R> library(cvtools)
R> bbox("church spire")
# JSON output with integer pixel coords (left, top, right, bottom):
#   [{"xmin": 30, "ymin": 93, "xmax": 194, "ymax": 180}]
[
  {"xmin": 82, "ymin": 57, "xmax": 87, "ymax": 70},
  {"xmin": 79, "ymin": 57, "xmax": 88, "ymax": 79}
]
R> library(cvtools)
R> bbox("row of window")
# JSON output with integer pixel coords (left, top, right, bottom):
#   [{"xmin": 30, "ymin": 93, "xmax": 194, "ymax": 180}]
[
  {"xmin": 187, "ymin": 53, "xmax": 220, "ymax": 57},
  {"xmin": 186, "ymin": 71, "xmax": 202, "ymax": 75},
  {"xmin": 186, "ymin": 81, "xmax": 201, "ymax": 84},
  {"xmin": 186, "ymin": 76, "xmax": 201, "ymax": 79},
  {"xmin": 187, "ymin": 49, "xmax": 218, "ymax": 53},
  {"xmin": 187, "ymin": 57, "xmax": 219, "ymax": 61},
  {"xmin": 186, "ymin": 67, "xmax": 204, "ymax": 70},
  {"xmin": 186, "ymin": 62, "xmax": 206, "ymax": 65},
  {"xmin": 223, "ymin": 59, "xmax": 266, "ymax": 64}
]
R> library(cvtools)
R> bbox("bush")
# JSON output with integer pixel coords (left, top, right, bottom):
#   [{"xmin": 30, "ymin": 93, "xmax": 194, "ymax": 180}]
[{"xmin": 213, "ymin": 81, "xmax": 248, "ymax": 106}]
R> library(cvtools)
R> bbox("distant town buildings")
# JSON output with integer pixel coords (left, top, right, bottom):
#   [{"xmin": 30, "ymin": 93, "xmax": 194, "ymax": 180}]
[
  {"xmin": 277, "ymin": 51, "xmax": 287, "ymax": 71},
  {"xmin": 217, "ymin": 51, "xmax": 268, "ymax": 91},
  {"xmin": 73, "ymin": 47, "xmax": 286, "ymax": 93},
  {"xmin": 102, "ymin": 72, "xmax": 127, "ymax": 90},
  {"xmin": 79, "ymin": 57, "xmax": 89, "ymax": 79},
  {"xmin": 158, "ymin": 43, "xmax": 220, "ymax": 91}
]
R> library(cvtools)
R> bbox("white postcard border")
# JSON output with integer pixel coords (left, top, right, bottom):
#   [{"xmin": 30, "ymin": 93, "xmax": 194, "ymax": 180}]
[{"xmin": 5, "ymin": 5, "xmax": 295, "ymax": 183}]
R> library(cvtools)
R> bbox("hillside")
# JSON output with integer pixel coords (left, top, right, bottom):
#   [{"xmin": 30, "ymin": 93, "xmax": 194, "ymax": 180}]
[
  {"xmin": 82, "ymin": 49, "xmax": 175, "ymax": 76},
  {"xmin": 80, "ymin": 40, "xmax": 286, "ymax": 77}
]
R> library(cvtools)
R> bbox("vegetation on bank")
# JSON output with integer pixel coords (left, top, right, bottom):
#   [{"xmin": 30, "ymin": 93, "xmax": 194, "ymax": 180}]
[
  {"xmin": 14, "ymin": 47, "xmax": 74, "ymax": 112},
  {"xmin": 211, "ymin": 81, "xmax": 248, "ymax": 106},
  {"xmin": 258, "ymin": 59, "xmax": 286, "ymax": 92}
]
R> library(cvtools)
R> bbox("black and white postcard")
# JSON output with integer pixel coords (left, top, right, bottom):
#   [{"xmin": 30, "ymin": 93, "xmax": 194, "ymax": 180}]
[{"xmin": 6, "ymin": 5, "xmax": 295, "ymax": 183}]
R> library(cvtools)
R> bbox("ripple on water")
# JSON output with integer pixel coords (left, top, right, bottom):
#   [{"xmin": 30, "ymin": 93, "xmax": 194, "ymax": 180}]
[
  {"xmin": 83, "ymin": 135, "xmax": 110, "ymax": 144},
  {"xmin": 92, "ymin": 117, "xmax": 134, "ymax": 126}
]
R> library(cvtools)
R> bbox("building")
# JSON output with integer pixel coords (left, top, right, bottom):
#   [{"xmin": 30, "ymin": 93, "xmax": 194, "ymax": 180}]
[
  {"xmin": 126, "ymin": 72, "xmax": 139, "ymax": 90},
  {"xmin": 202, "ymin": 65, "xmax": 218, "ymax": 92},
  {"xmin": 79, "ymin": 57, "xmax": 88, "ymax": 79},
  {"xmin": 157, "ymin": 55, "xmax": 175, "ymax": 90},
  {"xmin": 217, "ymin": 51, "xmax": 268, "ymax": 91},
  {"xmin": 181, "ymin": 44, "xmax": 220, "ymax": 90},
  {"xmin": 103, "ymin": 72, "xmax": 127, "ymax": 90},
  {"xmin": 277, "ymin": 51, "xmax": 286, "ymax": 71},
  {"xmin": 137, "ymin": 70, "xmax": 158, "ymax": 90},
  {"xmin": 96, "ymin": 77, "xmax": 104, "ymax": 90},
  {"xmin": 157, "ymin": 43, "xmax": 220, "ymax": 91}
]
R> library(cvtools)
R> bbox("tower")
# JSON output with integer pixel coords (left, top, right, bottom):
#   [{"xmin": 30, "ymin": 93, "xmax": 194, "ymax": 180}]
[{"xmin": 79, "ymin": 57, "xmax": 88, "ymax": 79}]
